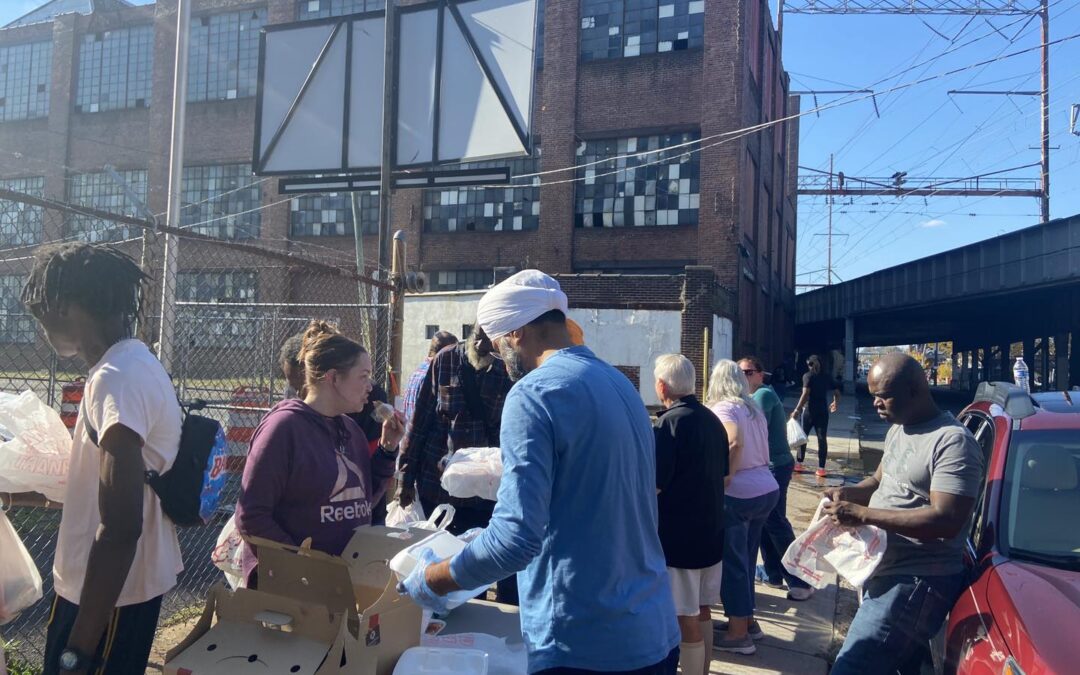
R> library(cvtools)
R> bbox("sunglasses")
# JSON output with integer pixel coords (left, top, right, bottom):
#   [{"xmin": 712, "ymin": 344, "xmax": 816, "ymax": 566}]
[{"xmin": 741, "ymin": 369, "xmax": 760, "ymax": 376}]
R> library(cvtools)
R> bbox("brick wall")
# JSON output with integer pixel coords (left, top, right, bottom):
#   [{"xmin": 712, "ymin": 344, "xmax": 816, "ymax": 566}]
[{"xmin": 0, "ymin": 0, "xmax": 797, "ymax": 361}]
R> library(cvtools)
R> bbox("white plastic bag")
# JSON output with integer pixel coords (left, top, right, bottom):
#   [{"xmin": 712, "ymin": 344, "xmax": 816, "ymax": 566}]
[
  {"xmin": 441, "ymin": 448, "xmax": 502, "ymax": 501},
  {"xmin": 782, "ymin": 499, "xmax": 886, "ymax": 589},
  {"xmin": 209, "ymin": 515, "xmax": 245, "ymax": 590},
  {"xmin": 786, "ymin": 417, "xmax": 808, "ymax": 450},
  {"xmin": 386, "ymin": 499, "xmax": 427, "ymax": 529},
  {"xmin": 0, "ymin": 511, "xmax": 43, "ymax": 625},
  {"xmin": 0, "ymin": 391, "xmax": 73, "ymax": 503}
]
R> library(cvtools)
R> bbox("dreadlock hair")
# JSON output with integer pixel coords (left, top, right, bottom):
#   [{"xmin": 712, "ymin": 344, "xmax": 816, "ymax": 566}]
[
  {"xmin": 21, "ymin": 242, "xmax": 148, "ymax": 333},
  {"xmin": 280, "ymin": 332, "xmax": 305, "ymax": 373}
]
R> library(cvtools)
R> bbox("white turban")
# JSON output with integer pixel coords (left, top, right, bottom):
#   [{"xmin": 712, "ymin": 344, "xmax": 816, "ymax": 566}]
[{"xmin": 477, "ymin": 270, "xmax": 569, "ymax": 340}]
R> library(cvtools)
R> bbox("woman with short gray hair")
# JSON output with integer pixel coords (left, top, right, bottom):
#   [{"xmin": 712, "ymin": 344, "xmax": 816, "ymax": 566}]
[{"xmin": 706, "ymin": 360, "xmax": 779, "ymax": 655}]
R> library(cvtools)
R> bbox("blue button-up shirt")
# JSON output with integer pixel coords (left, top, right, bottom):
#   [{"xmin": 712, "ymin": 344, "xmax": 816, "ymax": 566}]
[{"xmin": 450, "ymin": 346, "xmax": 679, "ymax": 673}]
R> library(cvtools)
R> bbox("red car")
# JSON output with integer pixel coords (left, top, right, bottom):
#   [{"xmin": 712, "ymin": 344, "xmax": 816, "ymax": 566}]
[{"xmin": 931, "ymin": 383, "xmax": 1080, "ymax": 674}]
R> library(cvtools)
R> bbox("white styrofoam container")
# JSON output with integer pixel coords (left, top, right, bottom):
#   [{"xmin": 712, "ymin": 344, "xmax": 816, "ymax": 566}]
[
  {"xmin": 388, "ymin": 530, "xmax": 489, "ymax": 610},
  {"xmin": 393, "ymin": 647, "xmax": 489, "ymax": 675}
]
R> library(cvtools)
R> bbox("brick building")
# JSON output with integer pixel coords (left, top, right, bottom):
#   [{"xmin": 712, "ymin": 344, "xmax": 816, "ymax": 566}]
[{"xmin": 0, "ymin": 0, "xmax": 797, "ymax": 370}]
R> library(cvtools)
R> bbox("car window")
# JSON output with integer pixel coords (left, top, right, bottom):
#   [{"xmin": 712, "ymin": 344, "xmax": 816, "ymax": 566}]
[
  {"xmin": 1001, "ymin": 430, "xmax": 1080, "ymax": 566},
  {"xmin": 968, "ymin": 415, "xmax": 994, "ymax": 547}
]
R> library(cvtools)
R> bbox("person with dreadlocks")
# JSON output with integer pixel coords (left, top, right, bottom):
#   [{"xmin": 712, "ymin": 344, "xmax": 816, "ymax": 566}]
[{"xmin": 12, "ymin": 243, "xmax": 184, "ymax": 674}]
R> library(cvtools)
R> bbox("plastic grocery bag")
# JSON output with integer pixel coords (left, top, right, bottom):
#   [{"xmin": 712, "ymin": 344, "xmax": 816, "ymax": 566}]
[
  {"xmin": 386, "ymin": 499, "xmax": 427, "ymax": 529},
  {"xmin": 441, "ymin": 447, "xmax": 502, "ymax": 501},
  {"xmin": 387, "ymin": 502, "xmax": 456, "ymax": 533},
  {"xmin": 782, "ymin": 499, "xmax": 886, "ymax": 589},
  {"xmin": 209, "ymin": 515, "xmax": 245, "ymax": 590},
  {"xmin": 786, "ymin": 417, "xmax": 808, "ymax": 450},
  {"xmin": 0, "ymin": 511, "xmax": 43, "ymax": 625},
  {"xmin": 0, "ymin": 391, "xmax": 72, "ymax": 503}
]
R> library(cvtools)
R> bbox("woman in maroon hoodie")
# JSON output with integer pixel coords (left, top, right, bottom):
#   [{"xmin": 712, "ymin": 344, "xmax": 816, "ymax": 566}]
[{"xmin": 235, "ymin": 320, "xmax": 404, "ymax": 584}]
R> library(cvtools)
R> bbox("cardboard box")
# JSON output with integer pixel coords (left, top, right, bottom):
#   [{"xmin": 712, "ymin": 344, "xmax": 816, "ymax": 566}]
[{"xmin": 165, "ymin": 526, "xmax": 424, "ymax": 675}]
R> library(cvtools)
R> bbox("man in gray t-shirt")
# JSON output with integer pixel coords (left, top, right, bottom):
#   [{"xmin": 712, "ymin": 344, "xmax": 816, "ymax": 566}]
[
  {"xmin": 823, "ymin": 353, "xmax": 984, "ymax": 675},
  {"xmin": 870, "ymin": 412, "xmax": 983, "ymax": 576}
]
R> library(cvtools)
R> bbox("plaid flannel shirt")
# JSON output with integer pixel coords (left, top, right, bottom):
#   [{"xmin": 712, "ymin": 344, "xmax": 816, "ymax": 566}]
[{"xmin": 402, "ymin": 343, "xmax": 512, "ymax": 505}]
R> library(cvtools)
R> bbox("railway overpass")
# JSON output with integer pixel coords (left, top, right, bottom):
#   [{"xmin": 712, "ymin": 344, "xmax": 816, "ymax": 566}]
[{"xmin": 795, "ymin": 213, "xmax": 1080, "ymax": 393}]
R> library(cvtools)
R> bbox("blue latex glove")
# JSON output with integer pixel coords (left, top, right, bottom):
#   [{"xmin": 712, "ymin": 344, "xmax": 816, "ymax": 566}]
[{"xmin": 397, "ymin": 547, "xmax": 450, "ymax": 613}]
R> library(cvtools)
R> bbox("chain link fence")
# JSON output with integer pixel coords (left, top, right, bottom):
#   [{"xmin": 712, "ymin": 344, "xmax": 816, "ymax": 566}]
[{"xmin": 0, "ymin": 188, "xmax": 392, "ymax": 671}]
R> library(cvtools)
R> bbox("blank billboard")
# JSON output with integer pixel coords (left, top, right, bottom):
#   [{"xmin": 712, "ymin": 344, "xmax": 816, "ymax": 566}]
[{"xmin": 254, "ymin": 0, "xmax": 536, "ymax": 176}]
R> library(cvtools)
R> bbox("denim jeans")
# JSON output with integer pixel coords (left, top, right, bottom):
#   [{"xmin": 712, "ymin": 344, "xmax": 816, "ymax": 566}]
[
  {"xmin": 721, "ymin": 490, "xmax": 779, "ymax": 617},
  {"xmin": 757, "ymin": 462, "xmax": 810, "ymax": 589},
  {"xmin": 831, "ymin": 571, "xmax": 967, "ymax": 675},
  {"xmin": 534, "ymin": 647, "xmax": 679, "ymax": 675}
]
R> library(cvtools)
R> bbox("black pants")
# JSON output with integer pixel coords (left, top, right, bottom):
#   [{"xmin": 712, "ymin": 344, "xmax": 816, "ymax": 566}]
[
  {"xmin": 43, "ymin": 593, "xmax": 162, "ymax": 675},
  {"xmin": 535, "ymin": 647, "xmax": 679, "ymax": 675},
  {"xmin": 797, "ymin": 407, "xmax": 830, "ymax": 468},
  {"xmin": 420, "ymin": 496, "xmax": 519, "ymax": 606}
]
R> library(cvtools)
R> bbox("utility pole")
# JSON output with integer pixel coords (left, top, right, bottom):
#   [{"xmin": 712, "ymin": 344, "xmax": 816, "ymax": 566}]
[
  {"xmin": 376, "ymin": 0, "xmax": 399, "ymax": 388},
  {"xmin": 1040, "ymin": 0, "xmax": 1050, "ymax": 222},
  {"xmin": 158, "ymin": 0, "xmax": 191, "ymax": 373},
  {"xmin": 827, "ymin": 153, "xmax": 834, "ymax": 285}
]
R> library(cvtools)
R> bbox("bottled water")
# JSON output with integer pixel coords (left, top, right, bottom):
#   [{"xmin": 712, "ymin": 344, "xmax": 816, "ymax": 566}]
[{"xmin": 1013, "ymin": 357, "xmax": 1030, "ymax": 393}]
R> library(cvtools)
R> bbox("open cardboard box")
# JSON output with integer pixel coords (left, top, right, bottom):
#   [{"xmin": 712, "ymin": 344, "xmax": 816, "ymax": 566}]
[{"xmin": 165, "ymin": 526, "xmax": 424, "ymax": 675}]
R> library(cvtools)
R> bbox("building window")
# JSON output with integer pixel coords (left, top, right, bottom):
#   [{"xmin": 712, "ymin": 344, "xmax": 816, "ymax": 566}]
[
  {"xmin": 575, "ymin": 132, "xmax": 700, "ymax": 228},
  {"xmin": 290, "ymin": 189, "xmax": 378, "ymax": 237},
  {"xmin": 579, "ymin": 0, "xmax": 704, "ymax": 61},
  {"xmin": 189, "ymin": 8, "xmax": 266, "ymax": 103},
  {"xmin": 177, "ymin": 270, "xmax": 259, "ymax": 348},
  {"xmin": 0, "ymin": 41, "xmax": 51, "ymax": 121},
  {"xmin": 424, "ymin": 149, "xmax": 541, "ymax": 233},
  {"xmin": 297, "ymin": 0, "xmax": 384, "ymax": 19},
  {"xmin": 0, "ymin": 176, "xmax": 44, "ymax": 247},
  {"xmin": 0, "ymin": 275, "xmax": 35, "ymax": 344},
  {"xmin": 75, "ymin": 25, "xmax": 154, "ymax": 113},
  {"xmin": 67, "ymin": 170, "xmax": 148, "ymax": 242},
  {"xmin": 429, "ymin": 269, "xmax": 491, "ymax": 291},
  {"xmin": 425, "ymin": 325, "xmax": 439, "ymax": 339},
  {"xmin": 182, "ymin": 164, "xmax": 261, "ymax": 239}
]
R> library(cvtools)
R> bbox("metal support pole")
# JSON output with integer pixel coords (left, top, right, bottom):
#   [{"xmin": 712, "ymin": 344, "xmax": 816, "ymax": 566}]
[
  {"xmin": 703, "ymin": 326, "xmax": 711, "ymax": 400},
  {"xmin": 843, "ymin": 317, "xmax": 855, "ymax": 395},
  {"xmin": 376, "ymin": 0, "xmax": 399, "ymax": 389},
  {"xmin": 777, "ymin": 0, "xmax": 785, "ymax": 45},
  {"xmin": 351, "ymin": 192, "xmax": 373, "ymax": 346},
  {"xmin": 158, "ymin": 0, "xmax": 192, "ymax": 373},
  {"xmin": 1054, "ymin": 333, "xmax": 1069, "ymax": 390},
  {"xmin": 827, "ymin": 154, "xmax": 834, "ymax": 284},
  {"xmin": 388, "ymin": 230, "xmax": 407, "ymax": 398},
  {"xmin": 1040, "ymin": 0, "xmax": 1050, "ymax": 222}
]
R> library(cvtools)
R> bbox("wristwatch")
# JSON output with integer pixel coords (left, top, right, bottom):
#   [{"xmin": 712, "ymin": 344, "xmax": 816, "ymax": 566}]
[{"xmin": 59, "ymin": 647, "xmax": 93, "ymax": 672}]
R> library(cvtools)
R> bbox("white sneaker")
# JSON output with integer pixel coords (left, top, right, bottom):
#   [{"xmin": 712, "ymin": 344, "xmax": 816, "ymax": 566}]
[{"xmin": 787, "ymin": 586, "xmax": 814, "ymax": 601}]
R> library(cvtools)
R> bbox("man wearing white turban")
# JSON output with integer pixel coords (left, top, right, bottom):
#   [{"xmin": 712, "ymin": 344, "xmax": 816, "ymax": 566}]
[{"xmin": 400, "ymin": 270, "xmax": 680, "ymax": 674}]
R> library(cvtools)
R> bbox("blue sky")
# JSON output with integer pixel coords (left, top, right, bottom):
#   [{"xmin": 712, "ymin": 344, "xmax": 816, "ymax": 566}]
[
  {"xmin": 2, "ymin": 1, "xmax": 1078, "ymax": 288},
  {"xmin": 778, "ymin": 3, "xmax": 1080, "ymax": 287}
]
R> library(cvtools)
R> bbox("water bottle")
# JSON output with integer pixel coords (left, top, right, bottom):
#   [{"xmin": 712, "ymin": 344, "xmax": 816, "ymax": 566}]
[{"xmin": 1013, "ymin": 357, "xmax": 1030, "ymax": 393}]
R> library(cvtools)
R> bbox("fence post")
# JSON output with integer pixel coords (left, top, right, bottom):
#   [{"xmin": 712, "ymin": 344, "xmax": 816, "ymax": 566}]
[{"xmin": 389, "ymin": 230, "xmax": 406, "ymax": 398}]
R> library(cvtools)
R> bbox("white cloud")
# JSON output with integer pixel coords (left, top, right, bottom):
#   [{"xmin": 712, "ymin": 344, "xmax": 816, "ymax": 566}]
[{"xmin": 919, "ymin": 218, "xmax": 947, "ymax": 228}]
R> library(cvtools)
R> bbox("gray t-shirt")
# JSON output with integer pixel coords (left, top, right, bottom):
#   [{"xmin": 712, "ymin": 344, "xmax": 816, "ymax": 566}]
[{"xmin": 869, "ymin": 412, "xmax": 984, "ymax": 577}]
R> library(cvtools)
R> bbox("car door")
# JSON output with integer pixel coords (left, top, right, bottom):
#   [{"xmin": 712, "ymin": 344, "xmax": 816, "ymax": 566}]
[{"xmin": 932, "ymin": 411, "xmax": 996, "ymax": 674}]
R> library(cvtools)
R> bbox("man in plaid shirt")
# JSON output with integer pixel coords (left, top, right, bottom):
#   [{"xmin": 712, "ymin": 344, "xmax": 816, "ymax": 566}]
[{"xmin": 398, "ymin": 326, "xmax": 516, "ymax": 602}]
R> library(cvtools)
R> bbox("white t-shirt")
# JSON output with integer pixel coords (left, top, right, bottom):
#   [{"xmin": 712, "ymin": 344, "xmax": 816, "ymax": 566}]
[{"xmin": 53, "ymin": 339, "xmax": 184, "ymax": 606}]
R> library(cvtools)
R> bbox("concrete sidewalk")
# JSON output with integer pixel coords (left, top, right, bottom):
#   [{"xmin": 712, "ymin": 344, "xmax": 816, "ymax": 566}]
[{"xmin": 707, "ymin": 395, "xmax": 868, "ymax": 674}]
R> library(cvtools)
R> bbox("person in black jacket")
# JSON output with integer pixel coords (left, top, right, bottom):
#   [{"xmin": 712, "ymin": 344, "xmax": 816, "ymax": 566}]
[{"xmin": 653, "ymin": 354, "xmax": 730, "ymax": 675}]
